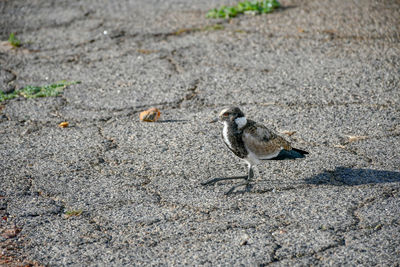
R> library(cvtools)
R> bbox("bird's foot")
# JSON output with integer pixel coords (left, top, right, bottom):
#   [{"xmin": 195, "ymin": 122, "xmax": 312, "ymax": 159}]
[
  {"xmin": 225, "ymin": 181, "xmax": 252, "ymax": 195},
  {"xmin": 201, "ymin": 175, "xmax": 248, "ymax": 186}
]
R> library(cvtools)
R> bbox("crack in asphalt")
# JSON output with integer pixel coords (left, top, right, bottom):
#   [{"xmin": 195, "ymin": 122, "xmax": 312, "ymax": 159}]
[
  {"xmin": 163, "ymin": 54, "xmax": 184, "ymax": 74},
  {"xmin": 1, "ymin": 0, "xmax": 399, "ymax": 265},
  {"xmin": 254, "ymin": 186, "xmax": 400, "ymax": 265},
  {"xmin": 93, "ymin": 124, "xmax": 119, "ymax": 168}
]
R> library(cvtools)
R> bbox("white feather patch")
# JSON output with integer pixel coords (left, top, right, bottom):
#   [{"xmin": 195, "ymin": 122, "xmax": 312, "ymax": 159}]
[{"xmin": 235, "ymin": 117, "xmax": 247, "ymax": 129}]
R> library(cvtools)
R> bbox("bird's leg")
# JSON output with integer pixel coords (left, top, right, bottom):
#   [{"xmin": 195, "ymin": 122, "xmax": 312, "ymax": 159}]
[
  {"xmin": 248, "ymin": 165, "xmax": 254, "ymax": 180},
  {"xmin": 225, "ymin": 164, "xmax": 254, "ymax": 195}
]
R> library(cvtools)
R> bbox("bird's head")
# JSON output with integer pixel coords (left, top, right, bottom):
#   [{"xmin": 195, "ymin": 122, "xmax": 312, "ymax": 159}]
[{"xmin": 218, "ymin": 107, "xmax": 246, "ymax": 125}]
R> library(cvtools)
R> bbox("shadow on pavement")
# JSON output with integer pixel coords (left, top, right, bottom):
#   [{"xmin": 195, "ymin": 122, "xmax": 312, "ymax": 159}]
[
  {"xmin": 156, "ymin": 119, "xmax": 189, "ymax": 123},
  {"xmin": 305, "ymin": 167, "xmax": 400, "ymax": 186}
]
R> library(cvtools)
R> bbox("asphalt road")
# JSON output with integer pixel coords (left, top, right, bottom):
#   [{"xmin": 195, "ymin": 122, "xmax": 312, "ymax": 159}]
[{"xmin": 1, "ymin": 0, "xmax": 399, "ymax": 266}]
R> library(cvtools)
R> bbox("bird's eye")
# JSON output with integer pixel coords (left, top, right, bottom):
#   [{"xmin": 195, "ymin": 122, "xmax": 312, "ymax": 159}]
[{"xmin": 223, "ymin": 113, "xmax": 229, "ymax": 117}]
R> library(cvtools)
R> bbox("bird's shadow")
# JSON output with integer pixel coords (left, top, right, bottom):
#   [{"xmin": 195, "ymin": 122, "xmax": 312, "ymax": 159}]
[
  {"xmin": 205, "ymin": 167, "xmax": 400, "ymax": 195},
  {"xmin": 304, "ymin": 167, "xmax": 400, "ymax": 186}
]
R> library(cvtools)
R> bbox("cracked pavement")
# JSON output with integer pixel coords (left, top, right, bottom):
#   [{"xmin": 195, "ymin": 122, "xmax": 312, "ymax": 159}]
[{"xmin": 1, "ymin": 0, "xmax": 399, "ymax": 265}]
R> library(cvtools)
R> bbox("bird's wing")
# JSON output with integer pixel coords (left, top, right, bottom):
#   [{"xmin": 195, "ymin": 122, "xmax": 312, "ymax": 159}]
[{"xmin": 242, "ymin": 122, "xmax": 291, "ymax": 159}]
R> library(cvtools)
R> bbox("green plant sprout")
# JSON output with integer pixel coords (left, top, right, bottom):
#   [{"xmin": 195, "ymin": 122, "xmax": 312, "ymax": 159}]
[
  {"xmin": 0, "ymin": 90, "xmax": 18, "ymax": 102},
  {"xmin": 0, "ymin": 80, "xmax": 80, "ymax": 102},
  {"xmin": 8, "ymin": 33, "xmax": 21, "ymax": 47},
  {"xmin": 207, "ymin": 0, "xmax": 280, "ymax": 19}
]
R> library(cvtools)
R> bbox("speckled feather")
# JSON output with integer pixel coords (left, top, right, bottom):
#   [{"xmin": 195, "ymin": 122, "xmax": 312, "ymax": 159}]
[{"xmin": 242, "ymin": 120, "xmax": 292, "ymax": 159}]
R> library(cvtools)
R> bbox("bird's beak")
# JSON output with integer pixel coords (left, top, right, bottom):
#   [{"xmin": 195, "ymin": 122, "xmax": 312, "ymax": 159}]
[{"xmin": 209, "ymin": 117, "xmax": 219, "ymax": 123}]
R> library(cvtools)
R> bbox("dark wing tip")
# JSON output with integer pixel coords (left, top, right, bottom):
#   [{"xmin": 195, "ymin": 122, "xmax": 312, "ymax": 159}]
[
  {"xmin": 269, "ymin": 149, "xmax": 306, "ymax": 160},
  {"xmin": 292, "ymin": 147, "xmax": 309, "ymax": 155}
]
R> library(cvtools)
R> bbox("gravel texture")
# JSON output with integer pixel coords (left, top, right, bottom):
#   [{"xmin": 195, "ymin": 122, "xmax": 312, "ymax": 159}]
[{"xmin": 1, "ymin": 0, "xmax": 399, "ymax": 265}]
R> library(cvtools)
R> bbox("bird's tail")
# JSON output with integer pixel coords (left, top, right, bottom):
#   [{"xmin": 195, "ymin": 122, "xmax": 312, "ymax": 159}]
[
  {"xmin": 268, "ymin": 148, "xmax": 308, "ymax": 160},
  {"xmin": 292, "ymin": 147, "xmax": 309, "ymax": 155}
]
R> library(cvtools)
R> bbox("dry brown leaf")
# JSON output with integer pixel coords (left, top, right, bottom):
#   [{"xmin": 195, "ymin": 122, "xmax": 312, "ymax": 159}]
[
  {"xmin": 139, "ymin": 108, "xmax": 161, "ymax": 122},
  {"xmin": 347, "ymin": 135, "xmax": 368, "ymax": 143},
  {"xmin": 322, "ymin": 29, "xmax": 337, "ymax": 35},
  {"xmin": 333, "ymin": 144, "xmax": 346, "ymax": 149},
  {"xmin": 137, "ymin": 49, "xmax": 158, "ymax": 54},
  {"xmin": 58, "ymin": 121, "xmax": 69, "ymax": 128}
]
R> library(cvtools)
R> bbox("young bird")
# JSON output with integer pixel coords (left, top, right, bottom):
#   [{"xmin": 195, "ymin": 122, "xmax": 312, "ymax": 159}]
[{"xmin": 202, "ymin": 107, "xmax": 308, "ymax": 194}]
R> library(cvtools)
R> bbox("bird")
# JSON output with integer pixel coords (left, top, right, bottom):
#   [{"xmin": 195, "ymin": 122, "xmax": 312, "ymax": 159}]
[{"xmin": 202, "ymin": 107, "xmax": 308, "ymax": 194}]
